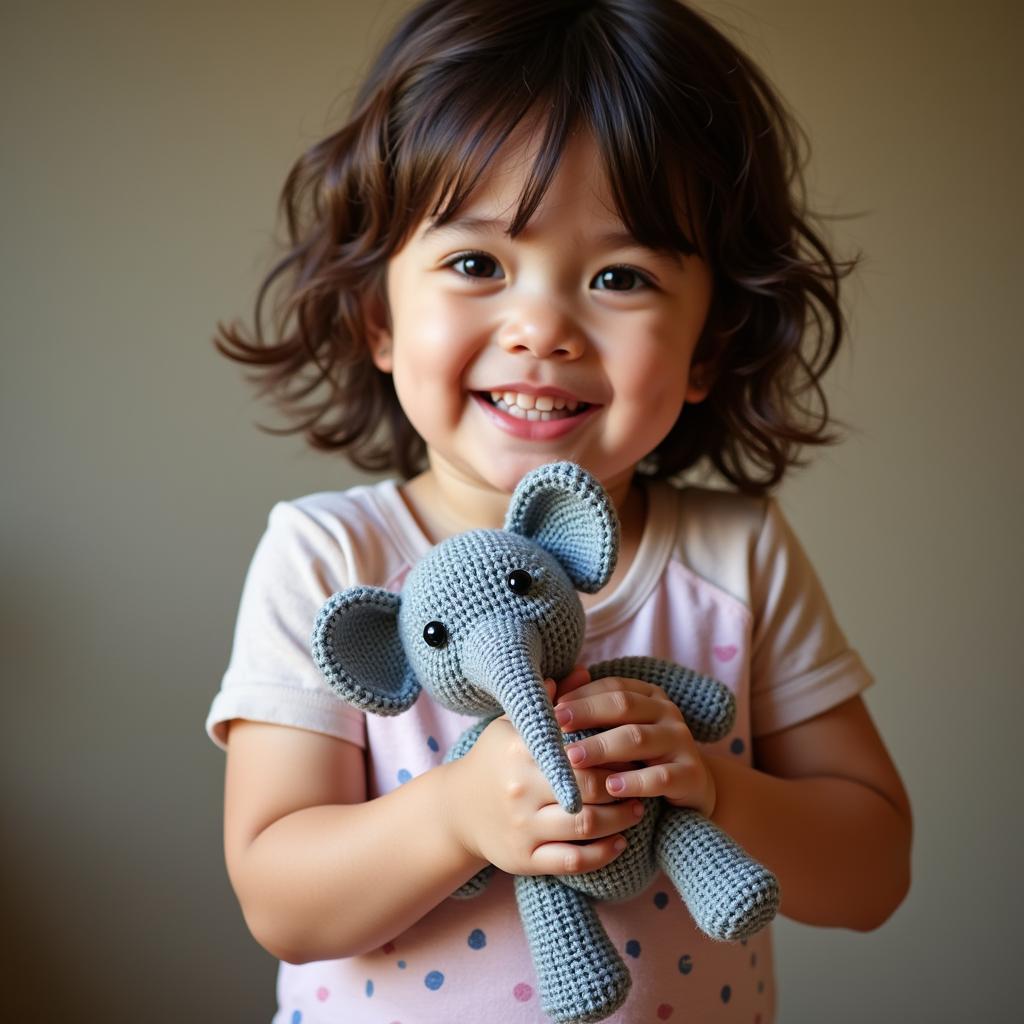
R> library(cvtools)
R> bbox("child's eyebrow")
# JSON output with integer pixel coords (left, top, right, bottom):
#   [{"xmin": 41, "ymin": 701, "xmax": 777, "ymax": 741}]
[{"xmin": 422, "ymin": 216, "xmax": 682, "ymax": 265}]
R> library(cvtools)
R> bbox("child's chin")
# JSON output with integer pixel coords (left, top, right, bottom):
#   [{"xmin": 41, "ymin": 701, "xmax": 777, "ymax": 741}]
[{"xmin": 486, "ymin": 455, "xmax": 586, "ymax": 494}]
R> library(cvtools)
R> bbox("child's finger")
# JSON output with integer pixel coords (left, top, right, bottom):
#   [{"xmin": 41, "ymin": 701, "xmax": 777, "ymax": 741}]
[
  {"xmin": 565, "ymin": 722, "xmax": 689, "ymax": 767},
  {"xmin": 528, "ymin": 835, "xmax": 630, "ymax": 876},
  {"xmin": 605, "ymin": 763, "xmax": 714, "ymax": 816},
  {"xmin": 553, "ymin": 664, "xmax": 591, "ymax": 699},
  {"xmin": 554, "ymin": 690, "xmax": 667, "ymax": 731}
]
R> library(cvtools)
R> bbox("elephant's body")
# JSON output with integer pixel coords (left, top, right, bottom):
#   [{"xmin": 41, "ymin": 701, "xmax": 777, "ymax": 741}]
[{"xmin": 312, "ymin": 462, "xmax": 780, "ymax": 1024}]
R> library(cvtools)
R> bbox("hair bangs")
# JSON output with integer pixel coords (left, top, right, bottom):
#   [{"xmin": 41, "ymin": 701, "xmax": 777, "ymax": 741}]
[{"xmin": 391, "ymin": 4, "xmax": 703, "ymax": 260}]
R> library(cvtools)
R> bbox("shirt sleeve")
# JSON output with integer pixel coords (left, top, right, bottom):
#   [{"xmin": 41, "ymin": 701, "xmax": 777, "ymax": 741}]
[
  {"xmin": 204, "ymin": 501, "xmax": 367, "ymax": 751},
  {"xmin": 749, "ymin": 499, "xmax": 874, "ymax": 736}
]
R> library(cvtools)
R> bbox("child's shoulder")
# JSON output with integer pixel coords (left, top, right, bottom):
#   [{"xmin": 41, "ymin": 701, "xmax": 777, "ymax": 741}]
[
  {"xmin": 265, "ymin": 476, "xmax": 425, "ymax": 588},
  {"xmin": 652, "ymin": 480, "xmax": 776, "ymax": 608},
  {"xmin": 659, "ymin": 480, "xmax": 770, "ymax": 553}
]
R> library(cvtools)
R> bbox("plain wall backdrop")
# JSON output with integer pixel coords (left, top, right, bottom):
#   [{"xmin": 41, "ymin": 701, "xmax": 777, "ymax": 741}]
[{"xmin": 2, "ymin": 1, "xmax": 1020, "ymax": 1020}]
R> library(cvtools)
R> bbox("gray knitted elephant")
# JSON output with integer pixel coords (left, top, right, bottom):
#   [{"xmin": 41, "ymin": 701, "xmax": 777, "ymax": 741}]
[{"xmin": 311, "ymin": 462, "xmax": 780, "ymax": 1024}]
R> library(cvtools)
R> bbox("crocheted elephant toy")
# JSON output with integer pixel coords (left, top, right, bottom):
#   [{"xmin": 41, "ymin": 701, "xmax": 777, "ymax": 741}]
[{"xmin": 311, "ymin": 461, "xmax": 780, "ymax": 1024}]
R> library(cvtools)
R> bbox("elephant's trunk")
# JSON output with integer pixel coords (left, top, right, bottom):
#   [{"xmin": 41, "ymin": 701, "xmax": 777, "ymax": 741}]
[{"xmin": 462, "ymin": 619, "xmax": 582, "ymax": 814}]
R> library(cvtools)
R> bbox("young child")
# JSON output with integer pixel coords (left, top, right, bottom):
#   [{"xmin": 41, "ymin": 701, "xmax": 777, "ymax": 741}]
[{"xmin": 206, "ymin": 1, "xmax": 912, "ymax": 1021}]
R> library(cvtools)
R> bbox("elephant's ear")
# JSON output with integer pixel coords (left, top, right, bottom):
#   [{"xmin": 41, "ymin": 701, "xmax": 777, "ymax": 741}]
[
  {"xmin": 311, "ymin": 586, "xmax": 420, "ymax": 715},
  {"xmin": 504, "ymin": 462, "xmax": 619, "ymax": 594}
]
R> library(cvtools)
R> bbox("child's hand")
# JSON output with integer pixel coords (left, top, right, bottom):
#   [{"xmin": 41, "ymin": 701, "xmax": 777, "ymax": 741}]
[
  {"xmin": 445, "ymin": 671, "xmax": 644, "ymax": 877},
  {"xmin": 553, "ymin": 671, "xmax": 717, "ymax": 818}
]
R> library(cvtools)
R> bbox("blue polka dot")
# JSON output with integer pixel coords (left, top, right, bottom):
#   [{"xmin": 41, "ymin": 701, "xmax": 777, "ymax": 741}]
[
  {"xmin": 758, "ymin": 980, "xmax": 765, "ymax": 994},
  {"xmin": 751, "ymin": 952, "xmax": 758, "ymax": 968},
  {"xmin": 425, "ymin": 970, "xmax": 445, "ymax": 991},
  {"xmin": 291, "ymin": 1013, "xmax": 302, "ymax": 1024},
  {"xmin": 427, "ymin": 736, "xmax": 440, "ymax": 752},
  {"xmin": 721, "ymin": 984, "xmax": 732, "ymax": 1004},
  {"xmin": 397, "ymin": 768, "xmax": 412, "ymax": 784},
  {"xmin": 740, "ymin": 938, "xmax": 748, "ymax": 947},
  {"xmin": 365, "ymin": 980, "xmax": 374, "ymax": 997},
  {"xmin": 730, "ymin": 737, "xmax": 745, "ymax": 755},
  {"xmin": 625, "ymin": 939, "xmax": 641, "ymax": 958},
  {"xmin": 653, "ymin": 891, "xmax": 669, "ymax": 909},
  {"xmin": 678, "ymin": 955, "xmax": 693, "ymax": 975},
  {"xmin": 468, "ymin": 928, "xmax": 487, "ymax": 950},
  {"xmin": 397, "ymin": 960, "xmax": 406, "ymax": 969}
]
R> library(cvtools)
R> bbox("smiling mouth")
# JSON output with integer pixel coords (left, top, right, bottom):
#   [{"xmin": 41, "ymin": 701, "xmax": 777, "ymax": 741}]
[{"xmin": 476, "ymin": 390, "xmax": 592, "ymax": 422}]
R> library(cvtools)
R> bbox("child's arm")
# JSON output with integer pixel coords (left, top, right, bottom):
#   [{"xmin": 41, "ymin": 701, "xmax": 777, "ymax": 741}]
[
  {"xmin": 223, "ymin": 711, "xmax": 641, "ymax": 963},
  {"xmin": 555, "ymin": 681, "xmax": 911, "ymax": 931},
  {"xmin": 711, "ymin": 694, "xmax": 912, "ymax": 931}
]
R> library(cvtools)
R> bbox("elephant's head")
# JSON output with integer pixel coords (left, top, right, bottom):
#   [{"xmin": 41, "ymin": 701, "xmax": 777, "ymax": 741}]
[{"xmin": 311, "ymin": 462, "xmax": 619, "ymax": 813}]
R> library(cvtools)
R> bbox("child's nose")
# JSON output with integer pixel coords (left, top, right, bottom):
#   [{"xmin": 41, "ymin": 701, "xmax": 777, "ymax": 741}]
[{"xmin": 496, "ymin": 303, "xmax": 586, "ymax": 361}]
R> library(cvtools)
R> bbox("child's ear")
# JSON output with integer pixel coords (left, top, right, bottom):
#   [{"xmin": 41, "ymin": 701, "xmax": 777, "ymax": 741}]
[
  {"xmin": 685, "ymin": 360, "xmax": 716, "ymax": 404},
  {"xmin": 363, "ymin": 292, "xmax": 394, "ymax": 373}
]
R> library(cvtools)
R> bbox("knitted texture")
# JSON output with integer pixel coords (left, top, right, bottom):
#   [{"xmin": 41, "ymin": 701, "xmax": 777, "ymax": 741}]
[
  {"xmin": 504, "ymin": 461, "xmax": 619, "ymax": 594},
  {"xmin": 311, "ymin": 461, "xmax": 780, "ymax": 1024},
  {"xmin": 656, "ymin": 807, "xmax": 781, "ymax": 940},
  {"xmin": 515, "ymin": 874, "xmax": 631, "ymax": 1024},
  {"xmin": 312, "ymin": 587, "xmax": 419, "ymax": 713},
  {"xmin": 589, "ymin": 657, "xmax": 736, "ymax": 742}
]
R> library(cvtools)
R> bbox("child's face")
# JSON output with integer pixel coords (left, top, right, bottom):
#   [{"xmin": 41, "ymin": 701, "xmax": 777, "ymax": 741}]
[{"xmin": 369, "ymin": 128, "xmax": 713, "ymax": 501}]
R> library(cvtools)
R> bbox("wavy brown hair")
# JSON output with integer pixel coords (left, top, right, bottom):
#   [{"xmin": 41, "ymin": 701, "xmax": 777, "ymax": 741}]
[{"xmin": 216, "ymin": 0, "xmax": 858, "ymax": 493}]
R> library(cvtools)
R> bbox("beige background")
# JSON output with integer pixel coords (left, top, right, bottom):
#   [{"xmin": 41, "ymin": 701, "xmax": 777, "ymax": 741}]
[{"xmin": 2, "ymin": 1, "xmax": 1020, "ymax": 1020}]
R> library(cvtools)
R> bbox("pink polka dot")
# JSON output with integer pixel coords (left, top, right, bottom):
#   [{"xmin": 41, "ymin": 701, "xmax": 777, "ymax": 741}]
[
  {"xmin": 657, "ymin": 1004, "xmax": 674, "ymax": 1020},
  {"xmin": 513, "ymin": 982, "xmax": 534, "ymax": 1002},
  {"xmin": 382, "ymin": 942, "xmax": 396, "ymax": 954},
  {"xmin": 316, "ymin": 986, "xmax": 329, "ymax": 1002}
]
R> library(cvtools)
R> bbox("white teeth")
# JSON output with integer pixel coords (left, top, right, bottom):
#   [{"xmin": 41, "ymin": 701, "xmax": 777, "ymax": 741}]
[
  {"xmin": 482, "ymin": 389, "xmax": 589, "ymax": 421},
  {"xmin": 492, "ymin": 390, "xmax": 583, "ymax": 412}
]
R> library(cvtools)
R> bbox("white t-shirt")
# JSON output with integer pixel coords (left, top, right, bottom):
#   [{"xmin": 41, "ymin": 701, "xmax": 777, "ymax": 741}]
[{"xmin": 207, "ymin": 477, "xmax": 873, "ymax": 1024}]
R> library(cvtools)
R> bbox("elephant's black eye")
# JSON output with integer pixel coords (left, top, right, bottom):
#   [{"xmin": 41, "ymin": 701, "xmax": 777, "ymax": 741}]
[
  {"xmin": 423, "ymin": 621, "xmax": 448, "ymax": 648},
  {"xmin": 506, "ymin": 569, "xmax": 533, "ymax": 595}
]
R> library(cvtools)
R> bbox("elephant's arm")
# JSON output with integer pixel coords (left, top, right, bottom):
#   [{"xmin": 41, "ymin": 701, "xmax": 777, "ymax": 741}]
[{"xmin": 587, "ymin": 657, "xmax": 735, "ymax": 742}]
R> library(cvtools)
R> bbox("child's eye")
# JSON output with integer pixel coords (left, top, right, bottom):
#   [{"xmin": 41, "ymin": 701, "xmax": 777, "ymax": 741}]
[
  {"xmin": 444, "ymin": 251, "xmax": 504, "ymax": 280},
  {"xmin": 591, "ymin": 265, "xmax": 653, "ymax": 292}
]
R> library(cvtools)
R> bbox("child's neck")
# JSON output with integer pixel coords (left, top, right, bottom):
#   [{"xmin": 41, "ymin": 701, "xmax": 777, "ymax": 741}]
[{"xmin": 397, "ymin": 465, "xmax": 648, "ymax": 612}]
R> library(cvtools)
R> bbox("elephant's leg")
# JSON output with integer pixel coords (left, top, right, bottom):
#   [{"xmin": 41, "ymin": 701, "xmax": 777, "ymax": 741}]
[
  {"xmin": 656, "ymin": 807, "xmax": 780, "ymax": 941},
  {"xmin": 514, "ymin": 874, "xmax": 631, "ymax": 1024}
]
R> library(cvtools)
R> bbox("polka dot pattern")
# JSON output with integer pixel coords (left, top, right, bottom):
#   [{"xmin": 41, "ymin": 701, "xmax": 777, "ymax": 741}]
[
  {"xmin": 720, "ymin": 984, "xmax": 732, "ymax": 1004},
  {"xmin": 730, "ymin": 737, "xmax": 745, "ymax": 755},
  {"xmin": 653, "ymin": 890, "xmax": 669, "ymax": 909},
  {"xmin": 625, "ymin": 939, "xmax": 641, "ymax": 958},
  {"xmin": 365, "ymin": 980, "xmax": 374, "ymax": 997},
  {"xmin": 513, "ymin": 982, "xmax": 534, "ymax": 1002},
  {"xmin": 427, "ymin": 736, "xmax": 440, "ymax": 752},
  {"xmin": 678, "ymin": 955, "xmax": 693, "ymax": 975},
  {"xmin": 424, "ymin": 970, "xmax": 445, "ymax": 991},
  {"xmin": 467, "ymin": 928, "xmax": 487, "ymax": 950},
  {"xmin": 657, "ymin": 1004, "xmax": 674, "ymax": 1020},
  {"xmin": 397, "ymin": 768, "xmax": 412, "ymax": 784},
  {"xmin": 316, "ymin": 986, "xmax": 329, "ymax": 1002}
]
